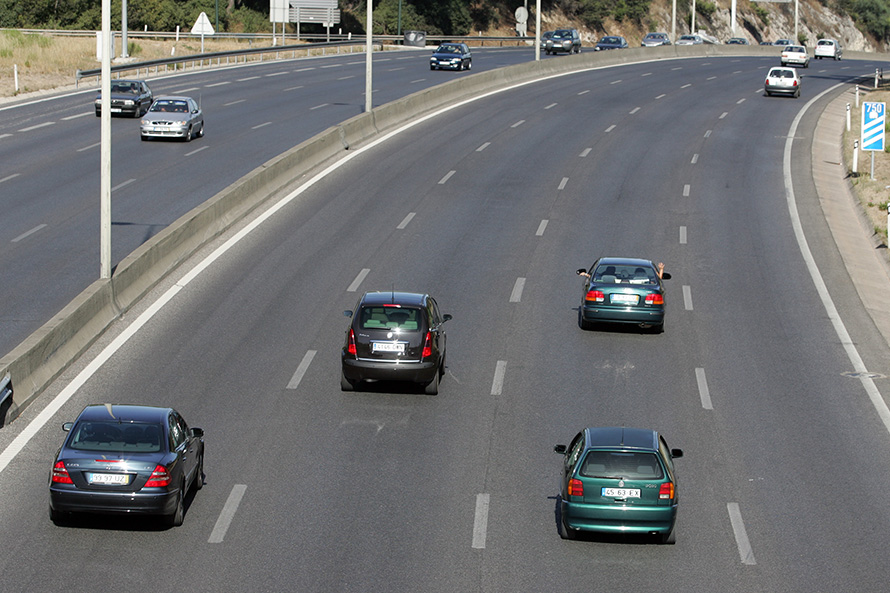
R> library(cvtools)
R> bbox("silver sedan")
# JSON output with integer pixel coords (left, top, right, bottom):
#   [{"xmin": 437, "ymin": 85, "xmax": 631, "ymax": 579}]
[{"xmin": 140, "ymin": 96, "xmax": 204, "ymax": 142}]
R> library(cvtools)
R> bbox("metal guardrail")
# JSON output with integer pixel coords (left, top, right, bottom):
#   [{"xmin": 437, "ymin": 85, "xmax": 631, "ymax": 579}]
[{"xmin": 74, "ymin": 39, "xmax": 383, "ymax": 86}]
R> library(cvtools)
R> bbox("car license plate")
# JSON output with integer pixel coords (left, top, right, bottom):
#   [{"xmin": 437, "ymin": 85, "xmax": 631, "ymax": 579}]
[
  {"xmin": 372, "ymin": 341, "xmax": 405, "ymax": 353},
  {"xmin": 110, "ymin": 108, "xmax": 122, "ymax": 112},
  {"xmin": 602, "ymin": 487, "xmax": 640, "ymax": 498},
  {"xmin": 610, "ymin": 294, "xmax": 639, "ymax": 305},
  {"xmin": 88, "ymin": 473, "xmax": 130, "ymax": 485}
]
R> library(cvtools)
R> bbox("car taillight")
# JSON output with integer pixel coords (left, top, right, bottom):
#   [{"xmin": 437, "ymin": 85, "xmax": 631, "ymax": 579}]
[
  {"xmin": 422, "ymin": 332, "xmax": 432, "ymax": 358},
  {"xmin": 568, "ymin": 478, "xmax": 584, "ymax": 496},
  {"xmin": 52, "ymin": 461, "xmax": 73, "ymax": 484},
  {"xmin": 347, "ymin": 328, "xmax": 356, "ymax": 355},
  {"xmin": 645, "ymin": 293, "xmax": 664, "ymax": 305},
  {"xmin": 145, "ymin": 465, "xmax": 171, "ymax": 488},
  {"xmin": 793, "ymin": 80, "xmax": 798, "ymax": 86},
  {"xmin": 659, "ymin": 482, "xmax": 675, "ymax": 500},
  {"xmin": 585, "ymin": 290, "xmax": 605, "ymax": 302}
]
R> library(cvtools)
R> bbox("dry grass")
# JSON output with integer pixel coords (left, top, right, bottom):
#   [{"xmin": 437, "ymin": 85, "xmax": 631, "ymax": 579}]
[
  {"xmin": 0, "ymin": 30, "xmax": 279, "ymax": 97},
  {"xmin": 843, "ymin": 85, "xmax": 890, "ymax": 245}
]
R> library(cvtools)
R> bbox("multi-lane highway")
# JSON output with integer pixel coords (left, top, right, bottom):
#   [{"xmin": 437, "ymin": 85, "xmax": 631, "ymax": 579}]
[{"xmin": 2, "ymin": 49, "xmax": 890, "ymax": 591}]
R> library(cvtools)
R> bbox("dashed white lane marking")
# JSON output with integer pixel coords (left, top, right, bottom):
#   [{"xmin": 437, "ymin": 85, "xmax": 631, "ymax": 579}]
[
  {"xmin": 704, "ymin": 130, "xmax": 712, "ymax": 138},
  {"xmin": 695, "ymin": 367, "xmax": 713, "ymax": 410},
  {"xmin": 12, "ymin": 224, "xmax": 47, "ymax": 243},
  {"xmin": 679, "ymin": 226, "xmax": 687, "ymax": 244},
  {"xmin": 112, "ymin": 179, "xmax": 136, "ymax": 192},
  {"xmin": 0, "ymin": 173, "xmax": 20, "ymax": 184},
  {"xmin": 438, "ymin": 170, "xmax": 456, "ymax": 184},
  {"xmin": 727, "ymin": 502, "xmax": 757, "ymax": 565},
  {"xmin": 683, "ymin": 285, "xmax": 693, "ymax": 310},
  {"xmin": 472, "ymin": 493, "xmax": 491, "ymax": 549},
  {"xmin": 205, "ymin": 81, "xmax": 230, "ymax": 87},
  {"xmin": 691, "ymin": 154, "xmax": 699, "ymax": 164},
  {"xmin": 397, "ymin": 212, "xmax": 415, "ymax": 229},
  {"xmin": 62, "ymin": 112, "xmax": 92, "ymax": 120},
  {"xmin": 510, "ymin": 278, "xmax": 526, "ymax": 303},
  {"xmin": 491, "ymin": 361, "xmax": 507, "ymax": 395},
  {"xmin": 476, "ymin": 142, "xmax": 490, "ymax": 152},
  {"xmin": 310, "ymin": 103, "xmax": 329, "ymax": 110},
  {"xmin": 186, "ymin": 146, "xmax": 208, "ymax": 157},
  {"xmin": 536, "ymin": 220, "xmax": 548, "ymax": 236},
  {"xmin": 720, "ymin": 112, "xmax": 728, "ymax": 119},
  {"xmin": 287, "ymin": 350, "xmax": 317, "ymax": 389},
  {"xmin": 511, "ymin": 120, "xmax": 525, "ymax": 128},
  {"xmin": 605, "ymin": 124, "xmax": 616, "ymax": 133},
  {"xmin": 545, "ymin": 103, "xmax": 558, "ymax": 109},
  {"xmin": 558, "ymin": 177, "xmax": 569, "ymax": 190},
  {"xmin": 683, "ymin": 184, "xmax": 691, "ymax": 197},
  {"xmin": 209, "ymin": 484, "xmax": 248, "ymax": 544},
  {"xmin": 629, "ymin": 107, "xmax": 640, "ymax": 114},
  {"xmin": 252, "ymin": 122, "xmax": 272, "ymax": 129},
  {"xmin": 347, "ymin": 268, "xmax": 370, "ymax": 292},
  {"xmin": 19, "ymin": 122, "xmax": 54, "ymax": 132},
  {"xmin": 580, "ymin": 148, "xmax": 591, "ymax": 157}
]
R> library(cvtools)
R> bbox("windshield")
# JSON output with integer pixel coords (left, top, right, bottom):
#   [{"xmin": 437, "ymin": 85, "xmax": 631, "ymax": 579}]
[
  {"xmin": 151, "ymin": 100, "xmax": 189, "ymax": 113},
  {"xmin": 68, "ymin": 421, "xmax": 163, "ymax": 453}
]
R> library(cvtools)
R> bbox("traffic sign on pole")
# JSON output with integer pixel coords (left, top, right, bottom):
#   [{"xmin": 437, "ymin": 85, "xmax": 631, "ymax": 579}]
[{"xmin": 861, "ymin": 101, "xmax": 885, "ymax": 152}]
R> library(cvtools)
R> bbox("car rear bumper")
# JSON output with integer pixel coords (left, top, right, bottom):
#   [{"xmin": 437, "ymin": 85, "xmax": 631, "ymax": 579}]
[
  {"xmin": 342, "ymin": 357, "xmax": 438, "ymax": 384},
  {"xmin": 581, "ymin": 305, "xmax": 664, "ymax": 325},
  {"xmin": 764, "ymin": 83, "xmax": 798, "ymax": 95},
  {"xmin": 50, "ymin": 486, "xmax": 180, "ymax": 516},
  {"xmin": 561, "ymin": 499, "xmax": 677, "ymax": 534}
]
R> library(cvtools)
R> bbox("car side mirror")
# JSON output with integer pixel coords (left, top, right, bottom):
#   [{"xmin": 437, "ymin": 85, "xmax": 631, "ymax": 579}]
[
  {"xmin": 442, "ymin": 314, "xmax": 453, "ymax": 322},
  {"xmin": 62, "ymin": 422, "xmax": 73, "ymax": 432},
  {"xmin": 661, "ymin": 272, "xmax": 672, "ymax": 280},
  {"xmin": 670, "ymin": 448, "xmax": 683, "ymax": 458},
  {"xmin": 343, "ymin": 310, "xmax": 353, "ymax": 317},
  {"xmin": 190, "ymin": 427, "xmax": 204, "ymax": 438},
  {"xmin": 554, "ymin": 444, "xmax": 567, "ymax": 454}
]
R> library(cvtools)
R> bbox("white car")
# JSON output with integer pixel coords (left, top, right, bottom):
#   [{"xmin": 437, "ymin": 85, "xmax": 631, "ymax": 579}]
[
  {"xmin": 814, "ymin": 38, "xmax": 843, "ymax": 60},
  {"xmin": 676, "ymin": 34, "xmax": 703, "ymax": 45},
  {"xmin": 781, "ymin": 45, "xmax": 810, "ymax": 68},
  {"xmin": 764, "ymin": 67, "xmax": 802, "ymax": 98}
]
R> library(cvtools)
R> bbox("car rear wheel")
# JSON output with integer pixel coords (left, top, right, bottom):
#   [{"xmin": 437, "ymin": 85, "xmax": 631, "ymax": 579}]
[
  {"xmin": 424, "ymin": 367, "xmax": 439, "ymax": 395},
  {"xmin": 340, "ymin": 371, "xmax": 354, "ymax": 392},
  {"xmin": 166, "ymin": 484, "xmax": 185, "ymax": 527},
  {"xmin": 558, "ymin": 513, "xmax": 577, "ymax": 540},
  {"xmin": 662, "ymin": 518, "xmax": 677, "ymax": 544},
  {"xmin": 194, "ymin": 451, "xmax": 204, "ymax": 491},
  {"xmin": 578, "ymin": 309, "xmax": 594, "ymax": 331},
  {"xmin": 49, "ymin": 505, "xmax": 67, "ymax": 525},
  {"xmin": 466, "ymin": 61, "xmax": 472, "ymax": 70},
  {"xmin": 184, "ymin": 125, "xmax": 193, "ymax": 142}
]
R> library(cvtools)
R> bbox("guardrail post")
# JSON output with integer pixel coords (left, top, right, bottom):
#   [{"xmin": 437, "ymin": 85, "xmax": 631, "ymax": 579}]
[
  {"xmin": 847, "ymin": 103, "xmax": 851, "ymax": 132},
  {"xmin": 853, "ymin": 139, "xmax": 859, "ymax": 176}
]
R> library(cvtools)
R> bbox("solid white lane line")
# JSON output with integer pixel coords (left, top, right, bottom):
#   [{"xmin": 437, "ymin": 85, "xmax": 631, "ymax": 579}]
[
  {"xmin": 727, "ymin": 502, "xmax": 757, "ymax": 565},
  {"xmin": 111, "ymin": 179, "xmax": 136, "ymax": 192},
  {"xmin": 536, "ymin": 219, "xmax": 548, "ymax": 236},
  {"xmin": 347, "ymin": 268, "xmax": 370, "ymax": 292},
  {"xmin": 397, "ymin": 212, "xmax": 415, "ymax": 229},
  {"xmin": 696, "ymin": 367, "xmax": 713, "ymax": 410},
  {"xmin": 476, "ymin": 142, "xmax": 490, "ymax": 152},
  {"xmin": 511, "ymin": 120, "xmax": 525, "ymax": 128},
  {"xmin": 510, "ymin": 278, "xmax": 526, "ymax": 303},
  {"xmin": 438, "ymin": 170, "xmax": 456, "ymax": 184},
  {"xmin": 491, "ymin": 361, "xmax": 507, "ymax": 395},
  {"xmin": 208, "ymin": 484, "xmax": 248, "ymax": 543},
  {"xmin": 287, "ymin": 350, "xmax": 317, "ymax": 389},
  {"xmin": 683, "ymin": 285, "xmax": 693, "ymax": 310},
  {"xmin": 0, "ymin": 173, "xmax": 20, "ymax": 183},
  {"xmin": 471, "ymin": 493, "xmax": 491, "ymax": 549},
  {"xmin": 784, "ymin": 83, "xmax": 890, "ymax": 434},
  {"xmin": 683, "ymin": 184, "xmax": 691, "ymax": 197},
  {"xmin": 19, "ymin": 122, "xmax": 55, "ymax": 132},
  {"xmin": 679, "ymin": 226, "xmax": 687, "ymax": 244},
  {"xmin": 12, "ymin": 224, "xmax": 47, "ymax": 243},
  {"xmin": 558, "ymin": 177, "xmax": 569, "ymax": 190},
  {"xmin": 580, "ymin": 148, "xmax": 592, "ymax": 157}
]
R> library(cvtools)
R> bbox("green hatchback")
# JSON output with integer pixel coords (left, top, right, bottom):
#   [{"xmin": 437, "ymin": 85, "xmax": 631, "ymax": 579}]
[{"xmin": 554, "ymin": 427, "xmax": 683, "ymax": 543}]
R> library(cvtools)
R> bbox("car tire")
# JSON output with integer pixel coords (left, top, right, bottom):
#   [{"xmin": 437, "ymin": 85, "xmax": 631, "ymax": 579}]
[
  {"xmin": 197, "ymin": 123, "xmax": 205, "ymax": 138},
  {"xmin": 430, "ymin": 65, "xmax": 435, "ymax": 70},
  {"xmin": 578, "ymin": 309, "xmax": 594, "ymax": 331},
  {"xmin": 49, "ymin": 505, "xmax": 67, "ymax": 525},
  {"xmin": 340, "ymin": 371, "xmax": 355, "ymax": 392},
  {"xmin": 467, "ymin": 61, "xmax": 472, "ymax": 70},
  {"xmin": 141, "ymin": 135, "xmax": 149, "ymax": 141},
  {"xmin": 166, "ymin": 484, "xmax": 185, "ymax": 527},
  {"xmin": 662, "ymin": 518, "xmax": 677, "ymax": 544},
  {"xmin": 424, "ymin": 367, "xmax": 439, "ymax": 395},
  {"xmin": 95, "ymin": 111, "xmax": 101, "ymax": 117},
  {"xmin": 184, "ymin": 125, "xmax": 193, "ymax": 142},
  {"xmin": 194, "ymin": 450, "xmax": 204, "ymax": 491},
  {"xmin": 558, "ymin": 512, "xmax": 577, "ymax": 540}
]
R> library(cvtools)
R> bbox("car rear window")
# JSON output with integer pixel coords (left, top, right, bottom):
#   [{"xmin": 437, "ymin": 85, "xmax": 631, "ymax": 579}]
[
  {"xmin": 68, "ymin": 421, "xmax": 164, "ymax": 453},
  {"xmin": 359, "ymin": 306, "xmax": 422, "ymax": 331},
  {"xmin": 579, "ymin": 451, "xmax": 664, "ymax": 480},
  {"xmin": 593, "ymin": 264, "xmax": 656, "ymax": 284}
]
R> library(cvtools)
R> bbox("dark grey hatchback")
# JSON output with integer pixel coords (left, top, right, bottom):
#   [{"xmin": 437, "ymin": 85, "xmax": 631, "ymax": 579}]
[
  {"xmin": 49, "ymin": 404, "xmax": 204, "ymax": 527},
  {"xmin": 341, "ymin": 291, "xmax": 451, "ymax": 394}
]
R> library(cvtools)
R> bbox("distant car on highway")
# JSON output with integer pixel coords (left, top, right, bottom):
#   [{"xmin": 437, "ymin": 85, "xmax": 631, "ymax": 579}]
[
  {"xmin": 773, "ymin": 38, "xmax": 793, "ymax": 45},
  {"xmin": 140, "ymin": 96, "xmax": 204, "ymax": 142},
  {"xmin": 594, "ymin": 36, "xmax": 629, "ymax": 50},
  {"xmin": 676, "ymin": 34, "xmax": 704, "ymax": 45},
  {"xmin": 49, "ymin": 404, "xmax": 204, "ymax": 527},
  {"xmin": 764, "ymin": 66, "xmax": 802, "ymax": 98},
  {"xmin": 814, "ymin": 38, "xmax": 843, "ymax": 60},
  {"xmin": 576, "ymin": 257, "xmax": 670, "ymax": 333},
  {"xmin": 341, "ymin": 291, "xmax": 452, "ymax": 395},
  {"xmin": 554, "ymin": 426, "xmax": 684, "ymax": 543},
  {"xmin": 544, "ymin": 29, "xmax": 582, "ymax": 54},
  {"xmin": 429, "ymin": 42, "xmax": 472, "ymax": 71},
  {"xmin": 726, "ymin": 37, "xmax": 749, "ymax": 45},
  {"xmin": 539, "ymin": 31, "xmax": 554, "ymax": 49},
  {"xmin": 781, "ymin": 44, "xmax": 810, "ymax": 67},
  {"xmin": 94, "ymin": 79, "xmax": 153, "ymax": 118},
  {"xmin": 641, "ymin": 32, "xmax": 671, "ymax": 47}
]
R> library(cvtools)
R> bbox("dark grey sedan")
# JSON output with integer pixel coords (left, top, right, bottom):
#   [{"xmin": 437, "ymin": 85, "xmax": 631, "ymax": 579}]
[
  {"xmin": 94, "ymin": 79, "xmax": 153, "ymax": 117},
  {"xmin": 430, "ymin": 43, "xmax": 472, "ymax": 71},
  {"xmin": 140, "ymin": 96, "xmax": 204, "ymax": 141},
  {"xmin": 49, "ymin": 404, "xmax": 204, "ymax": 527}
]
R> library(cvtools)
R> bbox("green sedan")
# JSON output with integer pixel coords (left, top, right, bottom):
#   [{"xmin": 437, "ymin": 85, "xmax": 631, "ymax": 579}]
[
  {"xmin": 576, "ymin": 257, "xmax": 671, "ymax": 332},
  {"xmin": 554, "ymin": 427, "xmax": 684, "ymax": 543}
]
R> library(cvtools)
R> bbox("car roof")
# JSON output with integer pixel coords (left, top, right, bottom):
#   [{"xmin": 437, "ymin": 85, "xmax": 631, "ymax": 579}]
[
  {"xmin": 583, "ymin": 427, "xmax": 660, "ymax": 451},
  {"xmin": 153, "ymin": 96, "xmax": 193, "ymax": 102},
  {"xmin": 360, "ymin": 291, "xmax": 428, "ymax": 307},
  {"xmin": 75, "ymin": 404, "xmax": 171, "ymax": 424}
]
